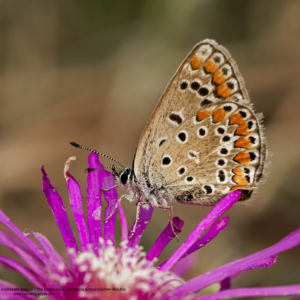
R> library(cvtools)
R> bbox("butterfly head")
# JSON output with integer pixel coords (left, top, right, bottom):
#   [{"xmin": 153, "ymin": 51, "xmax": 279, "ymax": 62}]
[{"xmin": 112, "ymin": 165, "xmax": 133, "ymax": 186}]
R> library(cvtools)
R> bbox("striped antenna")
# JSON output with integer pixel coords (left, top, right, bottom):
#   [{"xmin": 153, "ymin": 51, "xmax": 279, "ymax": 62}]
[
  {"xmin": 86, "ymin": 166, "xmax": 123, "ymax": 172},
  {"xmin": 70, "ymin": 142, "xmax": 124, "ymax": 168}
]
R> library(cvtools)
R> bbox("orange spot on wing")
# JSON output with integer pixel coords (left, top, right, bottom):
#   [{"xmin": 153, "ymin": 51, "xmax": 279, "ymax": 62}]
[
  {"xmin": 204, "ymin": 61, "xmax": 218, "ymax": 73},
  {"xmin": 231, "ymin": 185, "xmax": 250, "ymax": 191},
  {"xmin": 233, "ymin": 151, "xmax": 251, "ymax": 165},
  {"xmin": 191, "ymin": 55, "xmax": 203, "ymax": 69},
  {"xmin": 233, "ymin": 167, "xmax": 243, "ymax": 175},
  {"xmin": 197, "ymin": 110, "xmax": 211, "ymax": 121},
  {"xmin": 232, "ymin": 167, "xmax": 250, "ymax": 186},
  {"xmin": 213, "ymin": 108, "xmax": 226, "ymax": 123},
  {"xmin": 217, "ymin": 83, "xmax": 232, "ymax": 97},
  {"xmin": 230, "ymin": 112, "xmax": 244, "ymax": 125},
  {"xmin": 213, "ymin": 70, "xmax": 226, "ymax": 84},
  {"xmin": 235, "ymin": 136, "xmax": 252, "ymax": 149},
  {"xmin": 235, "ymin": 122, "xmax": 250, "ymax": 135}
]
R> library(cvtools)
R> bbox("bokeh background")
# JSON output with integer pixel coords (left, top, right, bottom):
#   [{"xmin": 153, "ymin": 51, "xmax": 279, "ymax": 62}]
[{"xmin": 1, "ymin": 0, "xmax": 300, "ymax": 299}]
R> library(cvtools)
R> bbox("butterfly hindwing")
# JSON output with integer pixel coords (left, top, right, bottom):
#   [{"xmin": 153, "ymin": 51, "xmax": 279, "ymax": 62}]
[{"xmin": 148, "ymin": 102, "xmax": 263, "ymax": 205}]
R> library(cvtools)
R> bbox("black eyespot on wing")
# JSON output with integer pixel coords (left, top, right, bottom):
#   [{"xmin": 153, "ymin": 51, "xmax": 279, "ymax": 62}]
[
  {"xmin": 178, "ymin": 167, "xmax": 185, "ymax": 175},
  {"xmin": 222, "ymin": 136, "xmax": 230, "ymax": 142},
  {"xmin": 201, "ymin": 99, "xmax": 212, "ymax": 107},
  {"xmin": 239, "ymin": 111, "xmax": 247, "ymax": 118},
  {"xmin": 178, "ymin": 132, "xmax": 186, "ymax": 142},
  {"xmin": 180, "ymin": 81, "xmax": 188, "ymax": 90},
  {"xmin": 249, "ymin": 136, "xmax": 256, "ymax": 144},
  {"xmin": 227, "ymin": 82, "xmax": 234, "ymax": 90},
  {"xmin": 199, "ymin": 128, "xmax": 206, "ymax": 136},
  {"xmin": 191, "ymin": 81, "xmax": 200, "ymax": 90},
  {"xmin": 249, "ymin": 152, "xmax": 256, "ymax": 160},
  {"xmin": 218, "ymin": 170, "xmax": 225, "ymax": 182},
  {"xmin": 239, "ymin": 189, "xmax": 253, "ymax": 201},
  {"xmin": 162, "ymin": 157, "xmax": 171, "ymax": 165},
  {"xmin": 159, "ymin": 139, "xmax": 166, "ymax": 147},
  {"xmin": 169, "ymin": 114, "xmax": 182, "ymax": 125},
  {"xmin": 187, "ymin": 176, "xmax": 193, "ymax": 182},
  {"xmin": 218, "ymin": 159, "xmax": 225, "ymax": 166},
  {"xmin": 223, "ymin": 106, "xmax": 232, "ymax": 112},
  {"xmin": 217, "ymin": 127, "xmax": 225, "ymax": 134},
  {"xmin": 222, "ymin": 68, "xmax": 229, "ymax": 75},
  {"xmin": 220, "ymin": 148, "xmax": 228, "ymax": 155},
  {"xmin": 199, "ymin": 87, "xmax": 209, "ymax": 96},
  {"xmin": 244, "ymin": 168, "xmax": 250, "ymax": 174},
  {"xmin": 233, "ymin": 95, "xmax": 240, "ymax": 102},
  {"xmin": 187, "ymin": 194, "xmax": 194, "ymax": 201},
  {"xmin": 189, "ymin": 151, "xmax": 196, "ymax": 157},
  {"xmin": 213, "ymin": 56, "xmax": 221, "ymax": 63},
  {"xmin": 245, "ymin": 175, "xmax": 251, "ymax": 183},
  {"xmin": 204, "ymin": 185, "xmax": 212, "ymax": 194},
  {"xmin": 213, "ymin": 90, "xmax": 221, "ymax": 99},
  {"xmin": 248, "ymin": 121, "xmax": 253, "ymax": 130}
]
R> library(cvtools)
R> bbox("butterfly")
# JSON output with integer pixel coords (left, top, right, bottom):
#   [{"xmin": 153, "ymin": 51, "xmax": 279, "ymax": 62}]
[{"xmin": 72, "ymin": 39, "xmax": 267, "ymax": 236}]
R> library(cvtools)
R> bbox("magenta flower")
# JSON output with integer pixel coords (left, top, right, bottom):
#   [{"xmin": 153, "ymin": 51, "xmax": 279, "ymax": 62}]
[{"xmin": 0, "ymin": 153, "xmax": 300, "ymax": 300}]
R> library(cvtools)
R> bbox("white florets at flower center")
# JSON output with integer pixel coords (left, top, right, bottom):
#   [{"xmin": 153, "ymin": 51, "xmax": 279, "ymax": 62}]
[{"xmin": 74, "ymin": 238, "xmax": 183, "ymax": 300}]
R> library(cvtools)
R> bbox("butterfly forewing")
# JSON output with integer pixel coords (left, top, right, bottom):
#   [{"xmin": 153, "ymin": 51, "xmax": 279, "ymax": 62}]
[{"xmin": 133, "ymin": 39, "xmax": 266, "ymax": 205}]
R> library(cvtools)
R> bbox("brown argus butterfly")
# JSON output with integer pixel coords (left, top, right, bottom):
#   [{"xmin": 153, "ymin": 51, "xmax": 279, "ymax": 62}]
[{"xmin": 72, "ymin": 39, "xmax": 267, "ymax": 237}]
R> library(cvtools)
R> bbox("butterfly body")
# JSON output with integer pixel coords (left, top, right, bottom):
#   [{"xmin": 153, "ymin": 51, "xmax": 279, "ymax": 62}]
[{"xmin": 112, "ymin": 39, "xmax": 267, "ymax": 208}]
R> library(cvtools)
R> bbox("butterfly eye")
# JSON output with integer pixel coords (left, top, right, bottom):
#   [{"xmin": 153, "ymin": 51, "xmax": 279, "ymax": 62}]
[
  {"xmin": 120, "ymin": 172, "xmax": 128, "ymax": 184},
  {"xmin": 119, "ymin": 169, "xmax": 130, "ymax": 185}
]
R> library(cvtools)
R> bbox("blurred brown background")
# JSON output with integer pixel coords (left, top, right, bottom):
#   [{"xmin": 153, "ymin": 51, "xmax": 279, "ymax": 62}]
[{"xmin": 0, "ymin": 0, "xmax": 300, "ymax": 298}]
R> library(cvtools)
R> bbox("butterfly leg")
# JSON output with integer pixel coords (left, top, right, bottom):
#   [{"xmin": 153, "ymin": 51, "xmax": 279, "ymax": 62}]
[
  {"xmin": 100, "ymin": 185, "xmax": 118, "ymax": 191},
  {"xmin": 104, "ymin": 194, "xmax": 125, "ymax": 222},
  {"xmin": 129, "ymin": 201, "xmax": 149, "ymax": 239},
  {"xmin": 157, "ymin": 205, "xmax": 180, "ymax": 242}
]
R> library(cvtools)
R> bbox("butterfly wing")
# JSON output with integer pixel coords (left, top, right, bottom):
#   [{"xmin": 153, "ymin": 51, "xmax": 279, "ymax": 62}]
[
  {"xmin": 133, "ymin": 39, "xmax": 266, "ymax": 204},
  {"xmin": 148, "ymin": 102, "xmax": 266, "ymax": 205}
]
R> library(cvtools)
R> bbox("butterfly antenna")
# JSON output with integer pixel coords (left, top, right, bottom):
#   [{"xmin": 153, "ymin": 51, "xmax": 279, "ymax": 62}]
[
  {"xmin": 86, "ymin": 166, "xmax": 123, "ymax": 172},
  {"xmin": 70, "ymin": 142, "xmax": 125, "ymax": 168}
]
